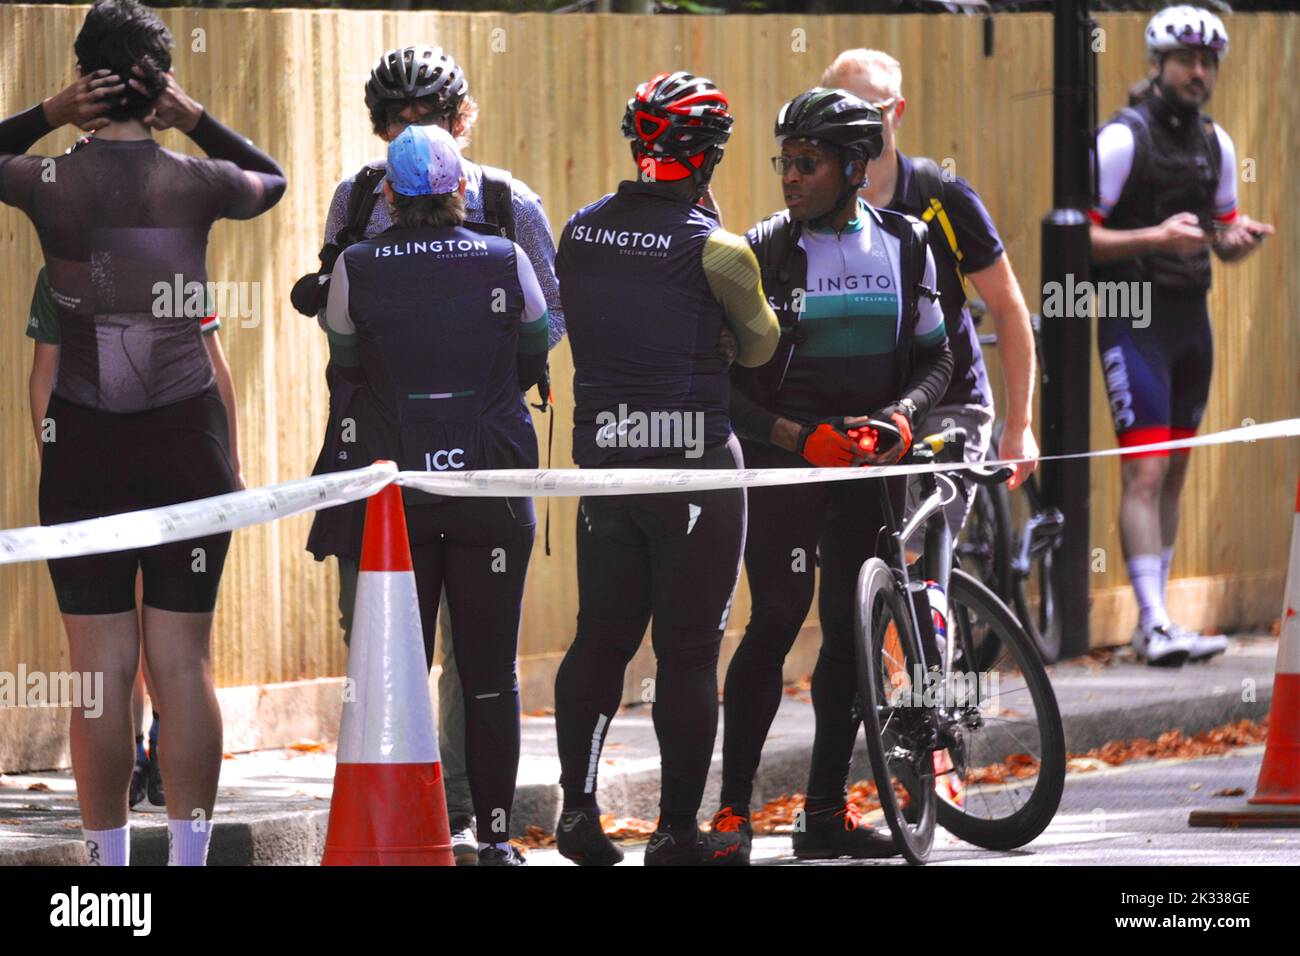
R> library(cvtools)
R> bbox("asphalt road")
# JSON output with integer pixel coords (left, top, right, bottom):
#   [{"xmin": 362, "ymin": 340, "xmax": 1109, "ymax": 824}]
[{"xmin": 524, "ymin": 746, "xmax": 1300, "ymax": 866}]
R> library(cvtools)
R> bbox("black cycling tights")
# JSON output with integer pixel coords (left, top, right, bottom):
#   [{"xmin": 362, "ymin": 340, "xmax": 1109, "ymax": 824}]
[
  {"xmin": 555, "ymin": 439, "xmax": 745, "ymax": 829},
  {"xmin": 721, "ymin": 440, "xmax": 905, "ymax": 811},
  {"xmin": 405, "ymin": 495, "xmax": 535, "ymax": 845}
]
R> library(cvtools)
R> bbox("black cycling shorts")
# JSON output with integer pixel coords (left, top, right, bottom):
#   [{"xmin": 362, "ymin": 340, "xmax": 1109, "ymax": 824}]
[
  {"xmin": 1096, "ymin": 289, "xmax": 1212, "ymax": 457},
  {"xmin": 38, "ymin": 389, "xmax": 236, "ymax": 615}
]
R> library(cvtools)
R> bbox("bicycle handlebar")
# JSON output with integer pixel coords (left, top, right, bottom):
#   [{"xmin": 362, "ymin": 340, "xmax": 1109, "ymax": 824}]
[{"xmin": 910, "ymin": 425, "xmax": 1014, "ymax": 486}]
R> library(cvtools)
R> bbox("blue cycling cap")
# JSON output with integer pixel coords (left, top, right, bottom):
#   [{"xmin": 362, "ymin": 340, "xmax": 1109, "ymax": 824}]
[{"xmin": 387, "ymin": 124, "xmax": 463, "ymax": 197}]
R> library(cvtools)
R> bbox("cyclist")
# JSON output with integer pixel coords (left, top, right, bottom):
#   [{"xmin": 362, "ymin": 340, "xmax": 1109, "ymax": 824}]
[
  {"xmin": 0, "ymin": 0, "xmax": 284, "ymax": 865},
  {"xmin": 719, "ymin": 88, "xmax": 953, "ymax": 860},
  {"xmin": 301, "ymin": 44, "xmax": 565, "ymax": 863},
  {"xmin": 321, "ymin": 123, "xmax": 549, "ymax": 866},
  {"xmin": 823, "ymin": 49, "xmax": 1040, "ymax": 531},
  {"xmin": 552, "ymin": 72, "xmax": 779, "ymax": 866},
  {"xmin": 1091, "ymin": 6, "xmax": 1273, "ymax": 666},
  {"xmin": 28, "ymin": 261, "xmax": 234, "ymax": 811}
]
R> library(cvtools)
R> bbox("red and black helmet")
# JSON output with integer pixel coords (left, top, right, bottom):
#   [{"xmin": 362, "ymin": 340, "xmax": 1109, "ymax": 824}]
[{"xmin": 621, "ymin": 71, "xmax": 734, "ymax": 185}]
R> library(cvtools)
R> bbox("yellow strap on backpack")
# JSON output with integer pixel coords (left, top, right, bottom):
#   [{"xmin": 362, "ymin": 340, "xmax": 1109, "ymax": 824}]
[{"xmin": 921, "ymin": 197, "xmax": 969, "ymax": 295}]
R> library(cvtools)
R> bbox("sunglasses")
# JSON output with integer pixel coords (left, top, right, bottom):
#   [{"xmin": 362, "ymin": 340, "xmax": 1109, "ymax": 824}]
[{"xmin": 771, "ymin": 154, "xmax": 824, "ymax": 175}]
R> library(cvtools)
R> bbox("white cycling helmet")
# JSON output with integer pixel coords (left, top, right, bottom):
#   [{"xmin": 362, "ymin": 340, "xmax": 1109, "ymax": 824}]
[{"xmin": 1146, "ymin": 6, "xmax": 1229, "ymax": 61}]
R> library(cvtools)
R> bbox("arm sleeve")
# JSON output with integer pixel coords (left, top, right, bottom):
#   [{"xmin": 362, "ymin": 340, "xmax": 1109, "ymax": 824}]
[
  {"xmin": 514, "ymin": 244, "xmax": 550, "ymax": 391},
  {"xmin": 1213, "ymin": 123, "xmax": 1239, "ymax": 223},
  {"xmin": 0, "ymin": 103, "xmax": 54, "ymax": 155},
  {"xmin": 186, "ymin": 110, "xmax": 286, "ymax": 218},
  {"xmin": 702, "ymin": 229, "xmax": 780, "ymax": 368},
  {"xmin": 512, "ymin": 183, "xmax": 566, "ymax": 349},
  {"xmin": 1090, "ymin": 122, "xmax": 1135, "ymax": 224},
  {"xmin": 730, "ymin": 376, "xmax": 781, "ymax": 444},
  {"xmin": 0, "ymin": 104, "xmax": 55, "ymax": 211},
  {"xmin": 26, "ymin": 268, "xmax": 61, "ymax": 344},
  {"xmin": 321, "ymin": 254, "xmax": 360, "ymax": 367}
]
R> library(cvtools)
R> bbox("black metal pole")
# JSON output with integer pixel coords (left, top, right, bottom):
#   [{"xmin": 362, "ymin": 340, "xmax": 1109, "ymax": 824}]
[{"xmin": 1040, "ymin": 0, "xmax": 1095, "ymax": 659}]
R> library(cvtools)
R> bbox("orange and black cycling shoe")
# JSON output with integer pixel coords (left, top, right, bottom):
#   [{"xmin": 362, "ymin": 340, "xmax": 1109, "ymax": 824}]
[
  {"xmin": 710, "ymin": 805, "xmax": 753, "ymax": 860},
  {"xmin": 792, "ymin": 802, "xmax": 899, "ymax": 860},
  {"xmin": 645, "ymin": 826, "xmax": 749, "ymax": 867}
]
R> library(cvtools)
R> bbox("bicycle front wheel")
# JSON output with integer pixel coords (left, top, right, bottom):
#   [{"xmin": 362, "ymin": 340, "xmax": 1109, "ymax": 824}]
[
  {"xmin": 854, "ymin": 557, "xmax": 936, "ymax": 865},
  {"xmin": 936, "ymin": 568, "xmax": 1065, "ymax": 850}
]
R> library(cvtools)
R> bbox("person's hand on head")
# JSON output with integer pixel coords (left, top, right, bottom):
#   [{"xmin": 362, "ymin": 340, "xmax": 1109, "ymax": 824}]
[
  {"xmin": 132, "ymin": 68, "xmax": 202, "ymax": 134},
  {"xmin": 42, "ymin": 70, "xmax": 126, "ymax": 132}
]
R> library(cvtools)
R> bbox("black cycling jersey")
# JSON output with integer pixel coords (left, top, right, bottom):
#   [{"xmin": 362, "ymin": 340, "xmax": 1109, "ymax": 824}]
[
  {"xmin": 556, "ymin": 180, "xmax": 778, "ymax": 466},
  {"xmin": 322, "ymin": 222, "xmax": 549, "ymax": 482},
  {"xmin": 0, "ymin": 107, "xmax": 284, "ymax": 413}
]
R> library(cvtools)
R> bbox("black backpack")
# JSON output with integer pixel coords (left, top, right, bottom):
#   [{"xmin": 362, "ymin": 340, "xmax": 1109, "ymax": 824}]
[
  {"xmin": 908, "ymin": 156, "xmax": 969, "ymax": 295},
  {"xmin": 290, "ymin": 162, "xmax": 517, "ymax": 317}
]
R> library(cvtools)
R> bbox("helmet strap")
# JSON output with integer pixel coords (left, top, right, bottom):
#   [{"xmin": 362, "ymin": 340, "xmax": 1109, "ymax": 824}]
[{"xmin": 806, "ymin": 182, "xmax": 861, "ymax": 232}]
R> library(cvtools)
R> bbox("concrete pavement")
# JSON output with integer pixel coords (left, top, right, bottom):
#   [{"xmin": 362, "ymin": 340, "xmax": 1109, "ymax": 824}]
[{"xmin": 0, "ymin": 634, "xmax": 1280, "ymax": 865}]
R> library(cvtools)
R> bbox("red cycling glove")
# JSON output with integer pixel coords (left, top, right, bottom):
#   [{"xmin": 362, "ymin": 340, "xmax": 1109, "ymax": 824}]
[{"xmin": 797, "ymin": 418, "xmax": 859, "ymax": 467}]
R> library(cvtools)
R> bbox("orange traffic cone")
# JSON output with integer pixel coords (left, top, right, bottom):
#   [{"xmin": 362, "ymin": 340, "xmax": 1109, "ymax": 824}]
[
  {"xmin": 1248, "ymin": 476, "xmax": 1300, "ymax": 808},
  {"xmin": 322, "ymin": 477, "xmax": 455, "ymax": 864},
  {"xmin": 1190, "ymin": 474, "xmax": 1300, "ymax": 827}
]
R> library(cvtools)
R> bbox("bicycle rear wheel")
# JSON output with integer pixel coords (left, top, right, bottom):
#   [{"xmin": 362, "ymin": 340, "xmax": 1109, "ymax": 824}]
[
  {"xmin": 854, "ymin": 557, "xmax": 936, "ymax": 865},
  {"xmin": 936, "ymin": 569, "xmax": 1065, "ymax": 850}
]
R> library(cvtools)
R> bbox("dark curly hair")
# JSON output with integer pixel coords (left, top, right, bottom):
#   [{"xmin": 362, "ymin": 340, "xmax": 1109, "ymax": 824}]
[{"xmin": 74, "ymin": 0, "xmax": 174, "ymax": 123}]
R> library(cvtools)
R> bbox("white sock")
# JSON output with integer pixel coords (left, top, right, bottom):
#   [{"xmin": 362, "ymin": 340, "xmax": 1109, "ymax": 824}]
[
  {"xmin": 83, "ymin": 825, "xmax": 129, "ymax": 866},
  {"xmin": 1128, "ymin": 555, "xmax": 1169, "ymax": 629},
  {"xmin": 1160, "ymin": 547, "xmax": 1174, "ymax": 598},
  {"xmin": 167, "ymin": 818, "xmax": 213, "ymax": 866}
]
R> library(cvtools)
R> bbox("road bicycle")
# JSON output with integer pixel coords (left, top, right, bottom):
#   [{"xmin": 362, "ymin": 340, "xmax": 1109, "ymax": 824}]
[
  {"xmin": 852, "ymin": 420, "xmax": 1066, "ymax": 864},
  {"xmin": 954, "ymin": 312, "xmax": 1066, "ymax": 663}
]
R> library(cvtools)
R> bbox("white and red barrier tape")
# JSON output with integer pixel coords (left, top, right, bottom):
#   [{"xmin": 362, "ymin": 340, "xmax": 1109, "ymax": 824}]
[{"xmin": 1, "ymin": 418, "xmax": 1297, "ymax": 565}]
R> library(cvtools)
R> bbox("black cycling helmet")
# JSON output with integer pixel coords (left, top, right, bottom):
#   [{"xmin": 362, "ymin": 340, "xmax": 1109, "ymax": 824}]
[
  {"xmin": 365, "ymin": 45, "xmax": 468, "ymax": 120},
  {"xmin": 774, "ymin": 87, "xmax": 884, "ymax": 164},
  {"xmin": 622, "ymin": 71, "xmax": 734, "ymax": 191}
]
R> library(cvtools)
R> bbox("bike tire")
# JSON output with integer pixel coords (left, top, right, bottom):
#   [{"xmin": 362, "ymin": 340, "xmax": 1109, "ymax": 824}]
[
  {"xmin": 854, "ymin": 557, "xmax": 936, "ymax": 865},
  {"xmin": 937, "ymin": 569, "xmax": 1066, "ymax": 850}
]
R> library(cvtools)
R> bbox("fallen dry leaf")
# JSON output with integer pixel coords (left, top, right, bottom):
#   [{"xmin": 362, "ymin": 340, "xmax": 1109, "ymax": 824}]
[
  {"xmin": 599, "ymin": 815, "xmax": 658, "ymax": 840},
  {"xmin": 0, "ymin": 819, "xmax": 22, "ymax": 825},
  {"xmin": 516, "ymin": 825, "xmax": 556, "ymax": 848},
  {"xmin": 1213, "ymin": 787, "xmax": 1246, "ymax": 797},
  {"xmin": 26, "ymin": 782, "xmax": 51, "ymax": 792},
  {"xmin": 1066, "ymin": 718, "xmax": 1268, "ymax": 767},
  {"xmin": 288, "ymin": 741, "xmax": 327, "ymax": 753},
  {"xmin": 525, "ymin": 707, "xmax": 555, "ymax": 717},
  {"xmin": 783, "ymin": 674, "xmax": 813, "ymax": 696}
]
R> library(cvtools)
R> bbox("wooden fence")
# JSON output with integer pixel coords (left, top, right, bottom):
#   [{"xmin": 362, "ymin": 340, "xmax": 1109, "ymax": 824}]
[{"xmin": 1, "ymin": 7, "xmax": 1296, "ymax": 708}]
